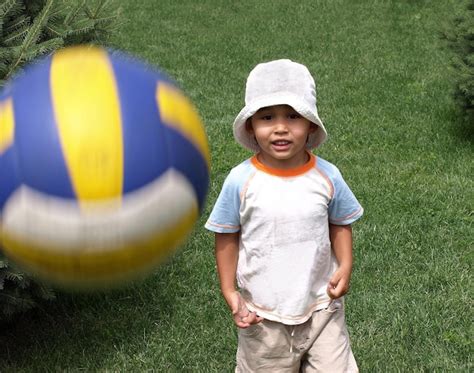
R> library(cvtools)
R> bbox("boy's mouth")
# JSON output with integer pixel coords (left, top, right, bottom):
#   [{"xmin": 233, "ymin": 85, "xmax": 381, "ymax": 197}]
[
  {"xmin": 271, "ymin": 140, "xmax": 291, "ymax": 145},
  {"xmin": 271, "ymin": 140, "xmax": 291, "ymax": 150}
]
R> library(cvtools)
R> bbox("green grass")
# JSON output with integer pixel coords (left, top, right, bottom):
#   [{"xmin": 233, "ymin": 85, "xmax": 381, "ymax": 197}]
[{"xmin": 1, "ymin": 0, "xmax": 472, "ymax": 371}]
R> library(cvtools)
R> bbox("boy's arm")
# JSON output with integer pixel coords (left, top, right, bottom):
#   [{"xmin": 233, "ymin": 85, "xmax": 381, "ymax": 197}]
[
  {"xmin": 327, "ymin": 224, "xmax": 353, "ymax": 299},
  {"xmin": 215, "ymin": 232, "xmax": 263, "ymax": 328},
  {"xmin": 215, "ymin": 232, "xmax": 239, "ymax": 300}
]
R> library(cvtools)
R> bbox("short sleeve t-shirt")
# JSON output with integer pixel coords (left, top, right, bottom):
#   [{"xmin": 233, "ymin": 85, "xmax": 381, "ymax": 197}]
[{"xmin": 205, "ymin": 153, "xmax": 363, "ymax": 325}]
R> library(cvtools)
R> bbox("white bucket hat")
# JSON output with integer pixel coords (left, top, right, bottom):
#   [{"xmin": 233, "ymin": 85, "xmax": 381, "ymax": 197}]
[{"xmin": 233, "ymin": 59, "xmax": 327, "ymax": 152}]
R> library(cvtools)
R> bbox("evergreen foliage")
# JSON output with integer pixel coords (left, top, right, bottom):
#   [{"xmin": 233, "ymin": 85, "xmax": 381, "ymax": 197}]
[
  {"xmin": 0, "ymin": 0, "xmax": 119, "ymax": 85},
  {"xmin": 0, "ymin": 256, "xmax": 55, "ymax": 321},
  {"xmin": 0, "ymin": 0, "xmax": 119, "ymax": 322},
  {"xmin": 443, "ymin": 0, "xmax": 474, "ymax": 123}
]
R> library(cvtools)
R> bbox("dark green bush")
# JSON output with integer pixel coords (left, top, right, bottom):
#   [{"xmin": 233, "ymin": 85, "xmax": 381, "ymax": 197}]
[
  {"xmin": 443, "ymin": 0, "xmax": 474, "ymax": 123},
  {"xmin": 0, "ymin": 256, "xmax": 55, "ymax": 322}
]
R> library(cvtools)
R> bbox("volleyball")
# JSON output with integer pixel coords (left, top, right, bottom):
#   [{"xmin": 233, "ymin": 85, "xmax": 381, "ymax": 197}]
[{"xmin": 0, "ymin": 46, "xmax": 210, "ymax": 289}]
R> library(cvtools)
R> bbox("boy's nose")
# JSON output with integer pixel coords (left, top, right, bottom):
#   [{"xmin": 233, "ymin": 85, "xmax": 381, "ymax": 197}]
[{"xmin": 274, "ymin": 120, "xmax": 289, "ymax": 133}]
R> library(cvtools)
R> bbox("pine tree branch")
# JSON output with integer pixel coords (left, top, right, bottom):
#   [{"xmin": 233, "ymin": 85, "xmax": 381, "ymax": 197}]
[
  {"xmin": 68, "ymin": 18, "xmax": 95, "ymax": 35},
  {"xmin": 3, "ymin": 24, "xmax": 29, "ymax": 46},
  {"xmin": 85, "ymin": 0, "xmax": 111, "ymax": 19},
  {"xmin": 4, "ymin": 14, "xmax": 30, "ymax": 35},
  {"xmin": 6, "ymin": 0, "xmax": 54, "ymax": 79},
  {"xmin": 23, "ymin": 37, "xmax": 63, "ymax": 61},
  {"xmin": 0, "ymin": 0, "xmax": 19, "ymax": 37},
  {"xmin": 45, "ymin": 23, "xmax": 64, "ymax": 37},
  {"xmin": 0, "ymin": 0, "xmax": 17, "ymax": 18},
  {"xmin": 64, "ymin": 0, "xmax": 86, "ymax": 25}
]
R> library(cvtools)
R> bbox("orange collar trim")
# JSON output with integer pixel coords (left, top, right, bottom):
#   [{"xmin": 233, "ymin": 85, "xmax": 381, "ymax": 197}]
[{"xmin": 251, "ymin": 152, "xmax": 316, "ymax": 177}]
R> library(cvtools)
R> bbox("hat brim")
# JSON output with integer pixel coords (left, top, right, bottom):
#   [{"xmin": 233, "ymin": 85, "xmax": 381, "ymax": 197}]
[{"xmin": 233, "ymin": 92, "xmax": 327, "ymax": 152}]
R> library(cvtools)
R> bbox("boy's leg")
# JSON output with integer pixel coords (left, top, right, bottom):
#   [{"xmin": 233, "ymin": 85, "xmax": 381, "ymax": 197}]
[
  {"xmin": 301, "ymin": 302, "xmax": 358, "ymax": 373},
  {"xmin": 235, "ymin": 319, "xmax": 302, "ymax": 373}
]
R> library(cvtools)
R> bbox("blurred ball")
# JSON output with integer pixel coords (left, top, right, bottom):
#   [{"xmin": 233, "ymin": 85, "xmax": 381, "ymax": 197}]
[{"xmin": 0, "ymin": 45, "xmax": 210, "ymax": 289}]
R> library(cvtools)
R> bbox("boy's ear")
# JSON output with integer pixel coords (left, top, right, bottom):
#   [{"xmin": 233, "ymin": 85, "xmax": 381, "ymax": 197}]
[
  {"xmin": 309, "ymin": 122, "xmax": 318, "ymax": 133},
  {"xmin": 245, "ymin": 118, "xmax": 254, "ymax": 134}
]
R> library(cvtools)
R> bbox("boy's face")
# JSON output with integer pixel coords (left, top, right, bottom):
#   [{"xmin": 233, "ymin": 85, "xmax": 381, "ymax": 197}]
[{"xmin": 247, "ymin": 105, "xmax": 315, "ymax": 169}]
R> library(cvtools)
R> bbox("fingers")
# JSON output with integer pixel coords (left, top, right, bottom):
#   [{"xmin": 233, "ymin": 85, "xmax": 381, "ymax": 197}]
[
  {"xmin": 234, "ymin": 311, "xmax": 263, "ymax": 328},
  {"xmin": 327, "ymin": 284, "xmax": 342, "ymax": 299},
  {"xmin": 227, "ymin": 291, "xmax": 264, "ymax": 328},
  {"xmin": 327, "ymin": 275, "xmax": 349, "ymax": 299},
  {"xmin": 244, "ymin": 311, "xmax": 264, "ymax": 325}
]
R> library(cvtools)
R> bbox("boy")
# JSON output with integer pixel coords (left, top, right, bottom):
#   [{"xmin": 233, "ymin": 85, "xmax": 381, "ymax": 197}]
[{"xmin": 205, "ymin": 59, "xmax": 363, "ymax": 372}]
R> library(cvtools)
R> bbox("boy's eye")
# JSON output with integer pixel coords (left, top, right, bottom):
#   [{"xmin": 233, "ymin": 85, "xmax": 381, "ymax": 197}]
[
  {"xmin": 289, "ymin": 113, "xmax": 302, "ymax": 119},
  {"xmin": 260, "ymin": 114, "xmax": 272, "ymax": 120}
]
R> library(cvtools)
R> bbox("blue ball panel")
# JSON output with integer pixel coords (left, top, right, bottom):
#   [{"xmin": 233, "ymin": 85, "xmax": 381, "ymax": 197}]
[
  {"xmin": 162, "ymin": 126, "xmax": 209, "ymax": 212},
  {"xmin": 0, "ymin": 146, "xmax": 19, "ymax": 211},
  {"xmin": 110, "ymin": 53, "xmax": 174, "ymax": 193},
  {"xmin": 12, "ymin": 57, "xmax": 75, "ymax": 199}
]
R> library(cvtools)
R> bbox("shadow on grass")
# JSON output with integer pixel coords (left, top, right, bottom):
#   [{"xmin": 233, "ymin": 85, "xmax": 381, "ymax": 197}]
[{"xmin": 0, "ymin": 257, "xmax": 186, "ymax": 370}]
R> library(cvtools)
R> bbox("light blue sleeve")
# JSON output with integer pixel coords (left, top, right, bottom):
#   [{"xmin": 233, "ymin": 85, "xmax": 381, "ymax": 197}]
[
  {"xmin": 204, "ymin": 160, "xmax": 254, "ymax": 233},
  {"xmin": 317, "ymin": 158, "xmax": 364, "ymax": 225}
]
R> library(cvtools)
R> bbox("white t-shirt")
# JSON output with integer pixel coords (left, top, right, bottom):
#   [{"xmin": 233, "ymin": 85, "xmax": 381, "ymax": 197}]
[{"xmin": 205, "ymin": 153, "xmax": 363, "ymax": 325}]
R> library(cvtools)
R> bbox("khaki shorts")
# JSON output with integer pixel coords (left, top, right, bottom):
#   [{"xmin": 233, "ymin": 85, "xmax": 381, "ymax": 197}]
[{"xmin": 236, "ymin": 301, "xmax": 358, "ymax": 373}]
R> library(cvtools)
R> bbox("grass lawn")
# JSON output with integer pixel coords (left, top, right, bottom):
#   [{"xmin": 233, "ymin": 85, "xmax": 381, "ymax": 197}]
[{"xmin": 0, "ymin": 0, "xmax": 472, "ymax": 371}]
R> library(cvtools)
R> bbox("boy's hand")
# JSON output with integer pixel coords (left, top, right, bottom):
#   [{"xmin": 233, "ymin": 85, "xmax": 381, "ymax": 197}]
[
  {"xmin": 225, "ymin": 291, "xmax": 264, "ymax": 328},
  {"xmin": 327, "ymin": 266, "xmax": 351, "ymax": 299}
]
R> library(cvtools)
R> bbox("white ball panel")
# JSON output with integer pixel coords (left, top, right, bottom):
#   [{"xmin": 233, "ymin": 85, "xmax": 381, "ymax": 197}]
[{"xmin": 2, "ymin": 169, "xmax": 197, "ymax": 252}]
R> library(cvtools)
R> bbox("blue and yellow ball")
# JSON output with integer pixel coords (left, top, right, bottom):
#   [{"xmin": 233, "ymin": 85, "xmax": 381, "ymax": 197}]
[{"xmin": 0, "ymin": 46, "xmax": 210, "ymax": 289}]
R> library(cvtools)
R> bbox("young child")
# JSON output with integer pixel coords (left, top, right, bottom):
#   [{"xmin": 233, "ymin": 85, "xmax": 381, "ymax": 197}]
[{"xmin": 205, "ymin": 59, "xmax": 363, "ymax": 372}]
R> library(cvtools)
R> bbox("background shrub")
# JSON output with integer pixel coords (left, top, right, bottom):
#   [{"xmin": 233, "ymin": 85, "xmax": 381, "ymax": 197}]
[{"xmin": 443, "ymin": 0, "xmax": 474, "ymax": 123}]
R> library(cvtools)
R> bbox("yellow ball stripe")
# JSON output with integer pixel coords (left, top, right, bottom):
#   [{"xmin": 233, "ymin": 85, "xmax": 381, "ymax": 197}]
[
  {"xmin": 156, "ymin": 82, "xmax": 210, "ymax": 168},
  {"xmin": 50, "ymin": 46, "xmax": 123, "ymax": 204},
  {"xmin": 2, "ymin": 205, "xmax": 198, "ymax": 289},
  {"xmin": 0, "ymin": 98, "xmax": 14, "ymax": 155}
]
